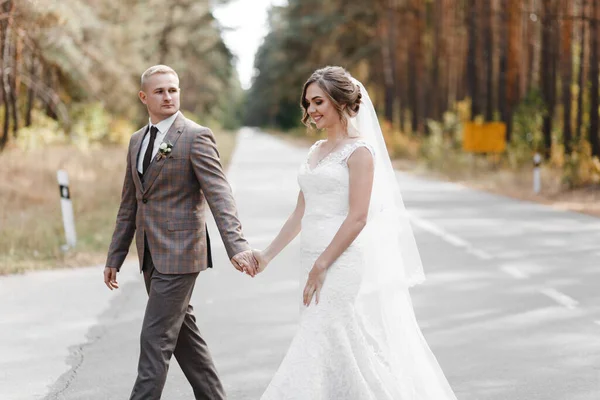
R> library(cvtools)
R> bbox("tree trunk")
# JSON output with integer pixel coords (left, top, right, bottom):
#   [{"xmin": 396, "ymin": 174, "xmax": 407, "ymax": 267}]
[
  {"xmin": 561, "ymin": 0, "xmax": 573, "ymax": 154},
  {"xmin": 433, "ymin": 0, "xmax": 456, "ymax": 119},
  {"xmin": 0, "ymin": 61, "xmax": 7, "ymax": 149},
  {"xmin": 396, "ymin": 9, "xmax": 408, "ymax": 133},
  {"xmin": 506, "ymin": 0, "xmax": 521, "ymax": 142},
  {"xmin": 576, "ymin": 0, "xmax": 587, "ymax": 141},
  {"xmin": 44, "ymin": 66, "xmax": 57, "ymax": 120},
  {"xmin": 431, "ymin": 0, "xmax": 442, "ymax": 121},
  {"xmin": 9, "ymin": 36, "xmax": 18, "ymax": 138},
  {"xmin": 589, "ymin": 0, "xmax": 600, "ymax": 157},
  {"xmin": 526, "ymin": 0, "xmax": 535, "ymax": 91},
  {"xmin": 455, "ymin": 1, "xmax": 468, "ymax": 102},
  {"xmin": 518, "ymin": 4, "xmax": 529, "ymax": 99},
  {"xmin": 484, "ymin": 0, "xmax": 494, "ymax": 121},
  {"xmin": 528, "ymin": 0, "xmax": 542, "ymax": 91},
  {"xmin": 0, "ymin": 1, "xmax": 11, "ymax": 150},
  {"xmin": 25, "ymin": 57, "xmax": 36, "ymax": 127},
  {"xmin": 408, "ymin": 22, "xmax": 417, "ymax": 133},
  {"xmin": 446, "ymin": 0, "xmax": 460, "ymax": 110},
  {"xmin": 541, "ymin": 0, "xmax": 557, "ymax": 159},
  {"xmin": 158, "ymin": 8, "xmax": 176, "ymax": 64},
  {"xmin": 1, "ymin": 0, "xmax": 17, "ymax": 138},
  {"xmin": 498, "ymin": 0, "xmax": 508, "ymax": 134},
  {"xmin": 380, "ymin": 8, "xmax": 396, "ymax": 125},
  {"xmin": 466, "ymin": 0, "xmax": 479, "ymax": 119},
  {"xmin": 416, "ymin": 0, "xmax": 425, "ymax": 134},
  {"xmin": 409, "ymin": 0, "xmax": 424, "ymax": 134}
]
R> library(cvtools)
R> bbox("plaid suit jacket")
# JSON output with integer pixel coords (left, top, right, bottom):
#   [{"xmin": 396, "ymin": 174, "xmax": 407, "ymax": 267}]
[{"xmin": 105, "ymin": 113, "xmax": 250, "ymax": 274}]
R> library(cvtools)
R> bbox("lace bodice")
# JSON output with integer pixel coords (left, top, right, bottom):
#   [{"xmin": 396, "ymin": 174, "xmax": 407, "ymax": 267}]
[{"xmin": 298, "ymin": 140, "xmax": 375, "ymax": 220}]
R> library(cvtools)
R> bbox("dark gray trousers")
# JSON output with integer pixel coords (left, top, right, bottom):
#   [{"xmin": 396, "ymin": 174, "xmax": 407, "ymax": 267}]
[{"xmin": 129, "ymin": 245, "xmax": 225, "ymax": 400}]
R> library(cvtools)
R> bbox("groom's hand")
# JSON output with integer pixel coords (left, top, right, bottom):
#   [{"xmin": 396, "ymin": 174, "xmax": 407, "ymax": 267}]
[
  {"xmin": 103, "ymin": 267, "xmax": 119, "ymax": 290},
  {"xmin": 231, "ymin": 250, "xmax": 258, "ymax": 277}
]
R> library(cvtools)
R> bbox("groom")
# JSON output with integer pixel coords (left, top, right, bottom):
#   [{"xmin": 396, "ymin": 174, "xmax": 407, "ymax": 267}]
[{"xmin": 104, "ymin": 64, "xmax": 257, "ymax": 400}]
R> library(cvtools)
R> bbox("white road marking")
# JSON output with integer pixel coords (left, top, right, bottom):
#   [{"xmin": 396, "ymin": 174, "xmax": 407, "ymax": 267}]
[
  {"xmin": 539, "ymin": 288, "xmax": 579, "ymax": 310},
  {"xmin": 443, "ymin": 233, "xmax": 470, "ymax": 248},
  {"xmin": 493, "ymin": 245, "xmax": 600, "ymax": 260},
  {"xmin": 500, "ymin": 266, "xmax": 529, "ymax": 279},
  {"xmin": 468, "ymin": 248, "xmax": 494, "ymax": 260},
  {"xmin": 409, "ymin": 214, "xmax": 583, "ymax": 312},
  {"xmin": 410, "ymin": 215, "xmax": 494, "ymax": 260}
]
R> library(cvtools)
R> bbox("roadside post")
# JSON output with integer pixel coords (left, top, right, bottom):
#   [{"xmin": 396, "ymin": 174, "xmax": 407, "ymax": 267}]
[
  {"xmin": 533, "ymin": 153, "xmax": 542, "ymax": 194},
  {"xmin": 57, "ymin": 170, "xmax": 77, "ymax": 249}
]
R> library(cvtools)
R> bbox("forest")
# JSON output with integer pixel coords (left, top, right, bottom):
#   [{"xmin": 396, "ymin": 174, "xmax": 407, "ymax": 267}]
[
  {"xmin": 248, "ymin": 0, "xmax": 600, "ymax": 186},
  {"xmin": 0, "ymin": 0, "xmax": 241, "ymax": 150},
  {"xmin": 2, "ymin": 0, "xmax": 600, "ymax": 188}
]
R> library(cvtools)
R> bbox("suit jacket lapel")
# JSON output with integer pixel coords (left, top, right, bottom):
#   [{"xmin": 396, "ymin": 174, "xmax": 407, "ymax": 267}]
[
  {"xmin": 142, "ymin": 113, "xmax": 185, "ymax": 194},
  {"xmin": 131, "ymin": 125, "xmax": 148, "ymax": 193}
]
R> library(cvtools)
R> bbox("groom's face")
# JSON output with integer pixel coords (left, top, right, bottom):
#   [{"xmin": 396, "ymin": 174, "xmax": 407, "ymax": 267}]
[{"xmin": 139, "ymin": 73, "xmax": 181, "ymax": 122}]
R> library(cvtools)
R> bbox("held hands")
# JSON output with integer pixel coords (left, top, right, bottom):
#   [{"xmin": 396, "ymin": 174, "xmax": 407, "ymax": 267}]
[
  {"xmin": 303, "ymin": 262, "xmax": 327, "ymax": 307},
  {"xmin": 231, "ymin": 250, "xmax": 259, "ymax": 277},
  {"xmin": 252, "ymin": 249, "xmax": 270, "ymax": 273},
  {"xmin": 103, "ymin": 267, "xmax": 119, "ymax": 290},
  {"xmin": 232, "ymin": 249, "xmax": 271, "ymax": 277}
]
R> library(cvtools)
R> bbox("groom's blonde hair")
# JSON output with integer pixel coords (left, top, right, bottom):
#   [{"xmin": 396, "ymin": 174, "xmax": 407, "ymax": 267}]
[{"xmin": 140, "ymin": 65, "xmax": 179, "ymax": 90}]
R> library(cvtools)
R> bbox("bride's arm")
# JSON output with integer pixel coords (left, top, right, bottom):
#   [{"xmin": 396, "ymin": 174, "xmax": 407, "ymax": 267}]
[
  {"xmin": 256, "ymin": 190, "xmax": 306, "ymax": 269},
  {"xmin": 303, "ymin": 147, "xmax": 373, "ymax": 306},
  {"xmin": 314, "ymin": 147, "xmax": 374, "ymax": 270}
]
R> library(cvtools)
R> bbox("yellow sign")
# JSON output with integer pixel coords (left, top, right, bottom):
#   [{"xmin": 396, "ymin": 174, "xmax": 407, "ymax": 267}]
[{"xmin": 462, "ymin": 122, "xmax": 506, "ymax": 153}]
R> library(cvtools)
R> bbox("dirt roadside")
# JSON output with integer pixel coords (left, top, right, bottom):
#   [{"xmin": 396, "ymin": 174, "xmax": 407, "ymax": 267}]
[{"xmin": 393, "ymin": 158, "xmax": 600, "ymax": 218}]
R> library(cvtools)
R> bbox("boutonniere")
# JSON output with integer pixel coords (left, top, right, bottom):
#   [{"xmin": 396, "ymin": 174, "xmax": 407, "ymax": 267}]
[{"xmin": 156, "ymin": 141, "xmax": 173, "ymax": 161}]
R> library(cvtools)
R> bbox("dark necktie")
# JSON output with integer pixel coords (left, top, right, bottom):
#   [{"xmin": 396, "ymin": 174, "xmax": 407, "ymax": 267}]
[{"xmin": 142, "ymin": 126, "xmax": 158, "ymax": 175}]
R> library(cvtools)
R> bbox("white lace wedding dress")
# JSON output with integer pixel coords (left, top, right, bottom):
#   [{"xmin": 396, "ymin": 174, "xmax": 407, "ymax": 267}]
[{"xmin": 260, "ymin": 140, "xmax": 457, "ymax": 400}]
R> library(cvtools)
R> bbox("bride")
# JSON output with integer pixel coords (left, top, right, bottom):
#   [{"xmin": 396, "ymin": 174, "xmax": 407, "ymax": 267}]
[{"xmin": 253, "ymin": 66, "xmax": 457, "ymax": 399}]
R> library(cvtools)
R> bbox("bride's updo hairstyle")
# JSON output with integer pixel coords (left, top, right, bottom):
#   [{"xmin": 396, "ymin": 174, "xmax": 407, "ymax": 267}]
[{"xmin": 300, "ymin": 66, "xmax": 362, "ymax": 136}]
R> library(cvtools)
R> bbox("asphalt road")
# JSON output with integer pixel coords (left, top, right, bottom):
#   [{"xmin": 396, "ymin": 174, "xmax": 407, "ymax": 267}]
[{"xmin": 2, "ymin": 128, "xmax": 599, "ymax": 400}]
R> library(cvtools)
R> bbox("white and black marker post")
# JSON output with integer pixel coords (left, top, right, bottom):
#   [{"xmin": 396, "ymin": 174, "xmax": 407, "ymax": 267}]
[
  {"xmin": 57, "ymin": 170, "xmax": 77, "ymax": 248},
  {"xmin": 533, "ymin": 153, "xmax": 542, "ymax": 194}
]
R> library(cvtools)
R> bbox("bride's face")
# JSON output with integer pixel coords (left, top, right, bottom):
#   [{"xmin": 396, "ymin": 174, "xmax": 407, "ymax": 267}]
[{"xmin": 305, "ymin": 83, "xmax": 340, "ymax": 130}]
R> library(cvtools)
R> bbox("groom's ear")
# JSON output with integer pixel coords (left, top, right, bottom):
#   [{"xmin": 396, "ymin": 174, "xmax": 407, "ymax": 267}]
[{"xmin": 138, "ymin": 90, "xmax": 147, "ymax": 105}]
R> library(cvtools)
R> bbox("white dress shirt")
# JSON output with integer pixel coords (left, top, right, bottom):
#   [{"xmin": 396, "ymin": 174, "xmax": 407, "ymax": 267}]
[{"xmin": 137, "ymin": 111, "xmax": 180, "ymax": 173}]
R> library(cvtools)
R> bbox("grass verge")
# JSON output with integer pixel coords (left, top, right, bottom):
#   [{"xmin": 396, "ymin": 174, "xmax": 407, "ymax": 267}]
[
  {"xmin": 0, "ymin": 129, "xmax": 238, "ymax": 275},
  {"xmin": 394, "ymin": 156, "xmax": 600, "ymax": 218}
]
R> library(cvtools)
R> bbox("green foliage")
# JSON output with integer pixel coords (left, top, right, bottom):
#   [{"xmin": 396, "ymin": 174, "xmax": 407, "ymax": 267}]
[
  {"xmin": 10, "ymin": 0, "xmax": 238, "ymax": 141},
  {"xmin": 71, "ymin": 102, "xmax": 110, "ymax": 143},
  {"xmin": 426, "ymin": 111, "xmax": 463, "ymax": 146},
  {"xmin": 245, "ymin": 0, "xmax": 381, "ymax": 129},
  {"xmin": 420, "ymin": 129, "xmax": 456, "ymax": 169},
  {"xmin": 70, "ymin": 103, "xmax": 136, "ymax": 146},
  {"xmin": 274, "ymin": 101, "xmax": 303, "ymax": 130},
  {"xmin": 16, "ymin": 103, "xmax": 136, "ymax": 150},
  {"xmin": 508, "ymin": 89, "xmax": 547, "ymax": 168},
  {"xmin": 212, "ymin": 73, "xmax": 245, "ymax": 131},
  {"xmin": 419, "ymin": 110, "xmax": 463, "ymax": 165},
  {"xmin": 562, "ymin": 140, "xmax": 600, "ymax": 188},
  {"xmin": 16, "ymin": 110, "xmax": 68, "ymax": 150}
]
